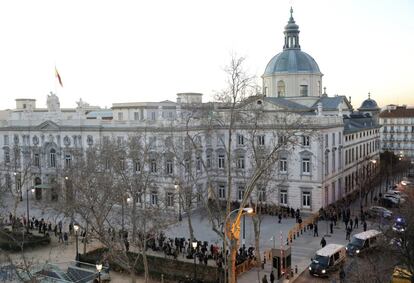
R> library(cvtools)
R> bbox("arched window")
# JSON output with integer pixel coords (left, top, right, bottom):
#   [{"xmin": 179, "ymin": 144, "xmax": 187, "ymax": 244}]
[
  {"xmin": 277, "ymin": 80, "xmax": 285, "ymax": 97},
  {"xmin": 50, "ymin": 149, "xmax": 56, "ymax": 168}
]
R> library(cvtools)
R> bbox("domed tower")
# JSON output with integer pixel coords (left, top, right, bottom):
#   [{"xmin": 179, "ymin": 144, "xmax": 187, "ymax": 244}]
[
  {"xmin": 358, "ymin": 92, "xmax": 380, "ymax": 121},
  {"xmin": 262, "ymin": 8, "xmax": 323, "ymax": 98}
]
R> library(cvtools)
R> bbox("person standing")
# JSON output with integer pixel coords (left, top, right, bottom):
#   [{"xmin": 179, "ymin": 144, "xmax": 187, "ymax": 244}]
[
  {"xmin": 330, "ymin": 222, "xmax": 334, "ymax": 234},
  {"xmin": 270, "ymin": 270, "xmax": 275, "ymax": 283},
  {"xmin": 320, "ymin": 237, "xmax": 327, "ymax": 248},
  {"xmin": 278, "ymin": 213, "xmax": 282, "ymax": 224},
  {"xmin": 262, "ymin": 274, "xmax": 268, "ymax": 283},
  {"xmin": 313, "ymin": 222, "xmax": 319, "ymax": 237},
  {"xmin": 354, "ymin": 216, "xmax": 359, "ymax": 229},
  {"xmin": 363, "ymin": 221, "xmax": 367, "ymax": 232},
  {"xmin": 349, "ymin": 218, "xmax": 354, "ymax": 231},
  {"xmin": 346, "ymin": 226, "xmax": 351, "ymax": 241}
]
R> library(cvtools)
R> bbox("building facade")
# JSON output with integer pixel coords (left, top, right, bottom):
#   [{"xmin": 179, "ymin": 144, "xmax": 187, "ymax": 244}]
[
  {"xmin": 0, "ymin": 10, "xmax": 381, "ymax": 213},
  {"xmin": 380, "ymin": 104, "xmax": 414, "ymax": 161}
]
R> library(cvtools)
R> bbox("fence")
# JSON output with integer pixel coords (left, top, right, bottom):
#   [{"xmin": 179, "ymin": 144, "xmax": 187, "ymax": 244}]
[{"xmin": 235, "ymin": 259, "xmax": 256, "ymax": 276}]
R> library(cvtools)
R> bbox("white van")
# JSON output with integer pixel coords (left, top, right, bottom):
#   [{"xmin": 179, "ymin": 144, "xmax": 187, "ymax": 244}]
[
  {"xmin": 309, "ymin": 244, "xmax": 346, "ymax": 277},
  {"xmin": 346, "ymin": 229, "xmax": 382, "ymax": 256}
]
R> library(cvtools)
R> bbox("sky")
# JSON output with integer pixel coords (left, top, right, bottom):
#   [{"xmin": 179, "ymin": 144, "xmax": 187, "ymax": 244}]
[{"xmin": 0, "ymin": 0, "xmax": 413, "ymax": 110}]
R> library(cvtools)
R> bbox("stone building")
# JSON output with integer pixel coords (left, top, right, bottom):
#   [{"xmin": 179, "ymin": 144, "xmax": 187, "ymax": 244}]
[{"xmin": 0, "ymin": 9, "xmax": 380, "ymax": 213}]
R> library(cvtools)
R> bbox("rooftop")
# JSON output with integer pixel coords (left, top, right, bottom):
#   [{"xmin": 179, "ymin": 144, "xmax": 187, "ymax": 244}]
[{"xmin": 379, "ymin": 106, "xmax": 414, "ymax": 118}]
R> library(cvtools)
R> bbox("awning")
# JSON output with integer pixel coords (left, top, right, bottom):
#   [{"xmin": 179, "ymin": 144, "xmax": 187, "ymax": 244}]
[{"xmin": 34, "ymin": 184, "xmax": 52, "ymax": 189}]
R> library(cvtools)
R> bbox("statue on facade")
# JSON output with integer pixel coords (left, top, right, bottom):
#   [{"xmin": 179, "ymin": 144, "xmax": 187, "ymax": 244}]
[{"xmin": 47, "ymin": 92, "xmax": 61, "ymax": 112}]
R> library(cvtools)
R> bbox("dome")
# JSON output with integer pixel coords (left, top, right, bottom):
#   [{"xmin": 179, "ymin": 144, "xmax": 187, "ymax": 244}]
[
  {"xmin": 359, "ymin": 97, "xmax": 380, "ymax": 110},
  {"xmin": 263, "ymin": 49, "xmax": 321, "ymax": 75}
]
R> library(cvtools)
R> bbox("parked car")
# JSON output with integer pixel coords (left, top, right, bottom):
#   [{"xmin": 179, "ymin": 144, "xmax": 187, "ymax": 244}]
[
  {"xmin": 380, "ymin": 197, "xmax": 398, "ymax": 208},
  {"xmin": 384, "ymin": 193, "xmax": 406, "ymax": 204},
  {"xmin": 367, "ymin": 206, "xmax": 393, "ymax": 219},
  {"xmin": 309, "ymin": 244, "xmax": 346, "ymax": 277},
  {"xmin": 387, "ymin": 190, "xmax": 408, "ymax": 199},
  {"xmin": 346, "ymin": 230, "xmax": 382, "ymax": 256},
  {"xmin": 393, "ymin": 217, "xmax": 407, "ymax": 233}
]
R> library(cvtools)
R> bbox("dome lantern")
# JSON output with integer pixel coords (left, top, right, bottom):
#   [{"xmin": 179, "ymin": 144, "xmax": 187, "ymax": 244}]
[{"xmin": 283, "ymin": 7, "xmax": 301, "ymax": 50}]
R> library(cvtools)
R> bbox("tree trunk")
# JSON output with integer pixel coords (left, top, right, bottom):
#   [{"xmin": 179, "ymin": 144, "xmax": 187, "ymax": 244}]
[
  {"xmin": 228, "ymin": 239, "xmax": 238, "ymax": 283},
  {"xmin": 132, "ymin": 201, "xmax": 137, "ymax": 242},
  {"xmin": 83, "ymin": 222, "xmax": 88, "ymax": 254}
]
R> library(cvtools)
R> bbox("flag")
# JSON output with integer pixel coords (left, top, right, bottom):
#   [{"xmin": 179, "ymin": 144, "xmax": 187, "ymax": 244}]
[{"xmin": 55, "ymin": 67, "xmax": 63, "ymax": 87}]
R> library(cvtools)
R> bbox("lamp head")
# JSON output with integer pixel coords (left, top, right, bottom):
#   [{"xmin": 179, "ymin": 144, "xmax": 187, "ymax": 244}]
[
  {"xmin": 96, "ymin": 263, "xmax": 103, "ymax": 272},
  {"xmin": 126, "ymin": 197, "xmax": 132, "ymax": 203},
  {"xmin": 243, "ymin": 207, "xmax": 254, "ymax": 214},
  {"xmin": 31, "ymin": 188, "xmax": 35, "ymax": 193},
  {"xmin": 192, "ymin": 241, "xmax": 198, "ymax": 249},
  {"xmin": 13, "ymin": 172, "xmax": 17, "ymax": 176},
  {"xmin": 65, "ymin": 176, "xmax": 69, "ymax": 180},
  {"xmin": 74, "ymin": 224, "xmax": 79, "ymax": 232},
  {"xmin": 174, "ymin": 184, "xmax": 178, "ymax": 190},
  {"xmin": 371, "ymin": 160, "xmax": 377, "ymax": 164}
]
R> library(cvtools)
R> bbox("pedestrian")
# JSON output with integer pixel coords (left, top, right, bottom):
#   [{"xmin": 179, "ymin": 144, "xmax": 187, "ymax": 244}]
[
  {"xmin": 278, "ymin": 214, "xmax": 282, "ymax": 224},
  {"xmin": 354, "ymin": 216, "xmax": 359, "ymax": 229},
  {"xmin": 363, "ymin": 221, "xmax": 367, "ymax": 232},
  {"xmin": 344, "ymin": 217, "xmax": 349, "ymax": 230},
  {"xmin": 58, "ymin": 232, "xmax": 63, "ymax": 243},
  {"xmin": 349, "ymin": 218, "xmax": 353, "ymax": 231},
  {"xmin": 125, "ymin": 240, "xmax": 130, "ymax": 252},
  {"xmin": 313, "ymin": 222, "xmax": 318, "ymax": 237},
  {"xmin": 330, "ymin": 222, "xmax": 334, "ymax": 234},
  {"xmin": 262, "ymin": 274, "xmax": 268, "ymax": 283},
  {"xmin": 339, "ymin": 265, "xmax": 346, "ymax": 282},
  {"xmin": 270, "ymin": 270, "xmax": 275, "ymax": 283},
  {"xmin": 320, "ymin": 237, "xmax": 326, "ymax": 248},
  {"xmin": 64, "ymin": 232, "xmax": 68, "ymax": 245},
  {"xmin": 346, "ymin": 226, "xmax": 351, "ymax": 241}
]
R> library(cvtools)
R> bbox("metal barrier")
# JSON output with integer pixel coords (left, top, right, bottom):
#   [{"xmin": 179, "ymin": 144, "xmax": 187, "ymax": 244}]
[
  {"xmin": 287, "ymin": 213, "xmax": 319, "ymax": 244},
  {"xmin": 235, "ymin": 259, "xmax": 256, "ymax": 276}
]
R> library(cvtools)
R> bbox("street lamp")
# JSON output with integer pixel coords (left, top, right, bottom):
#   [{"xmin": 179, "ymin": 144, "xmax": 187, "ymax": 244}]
[
  {"xmin": 25, "ymin": 187, "xmax": 35, "ymax": 233},
  {"xmin": 174, "ymin": 183, "xmax": 182, "ymax": 221},
  {"xmin": 223, "ymin": 207, "xmax": 254, "ymax": 283},
  {"xmin": 74, "ymin": 224, "xmax": 79, "ymax": 261},
  {"xmin": 96, "ymin": 263, "xmax": 103, "ymax": 282},
  {"xmin": 192, "ymin": 241, "xmax": 198, "ymax": 281}
]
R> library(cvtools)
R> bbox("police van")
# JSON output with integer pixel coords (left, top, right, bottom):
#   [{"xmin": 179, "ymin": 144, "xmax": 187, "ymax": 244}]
[
  {"xmin": 346, "ymin": 229, "xmax": 382, "ymax": 256},
  {"xmin": 309, "ymin": 244, "xmax": 346, "ymax": 277}
]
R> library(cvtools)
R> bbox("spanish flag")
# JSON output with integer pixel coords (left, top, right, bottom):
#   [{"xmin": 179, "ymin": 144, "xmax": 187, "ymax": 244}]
[{"xmin": 55, "ymin": 67, "xmax": 63, "ymax": 87}]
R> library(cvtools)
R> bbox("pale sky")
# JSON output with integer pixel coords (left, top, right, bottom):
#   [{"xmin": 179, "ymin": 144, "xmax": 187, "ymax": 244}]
[{"xmin": 0, "ymin": 0, "xmax": 413, "ymax": 110}]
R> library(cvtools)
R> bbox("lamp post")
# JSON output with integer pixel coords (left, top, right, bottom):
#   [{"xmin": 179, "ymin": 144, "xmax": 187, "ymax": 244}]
[
  {"xmin": 174, "ymin": 183, "xmax": 182, "ymax": 221},
  {"xmin": 96, "ymin": 263, "xmax": 102, "ymax": 282},
  {"xmin": 192, "ymin": 241, "xmax": 198, "ymax": 282},
  {"xmin": 224, "ymin": 207, "xmax": 254, "ymax": 283},
  {"xmin": 74, "ymin": 224, "xmax": 79, "ymax": 261},
  {"xmin": 26, "ymin": 187, "xmax": 35, "ymax": 233}
]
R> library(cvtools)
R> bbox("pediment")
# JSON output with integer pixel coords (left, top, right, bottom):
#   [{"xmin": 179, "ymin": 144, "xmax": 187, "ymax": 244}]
[{"xmin": 36, "ymin": 120, "xmax": 60, "ymax": 131}]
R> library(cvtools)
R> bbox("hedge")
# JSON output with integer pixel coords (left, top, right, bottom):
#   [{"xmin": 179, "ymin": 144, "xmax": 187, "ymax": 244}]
[{"xmin": 0, "ymin": 229, "xmax": 51, "ymax": 251}]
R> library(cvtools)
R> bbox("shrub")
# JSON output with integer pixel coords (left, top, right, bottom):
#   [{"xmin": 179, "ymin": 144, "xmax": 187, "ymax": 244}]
[{"xmin": 0, "ymin": 229, "xmax": 51, "ymax": 251}]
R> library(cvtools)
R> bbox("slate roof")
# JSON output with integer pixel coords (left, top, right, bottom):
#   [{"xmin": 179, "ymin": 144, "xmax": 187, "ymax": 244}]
[
  {"xmin": 264, "ymin": 97, "xmax": 311, "ymax": 111},
  {"xmin": 264, "ymin": 49, "xmax": 321, "ymax": 75},
  {"xmin": 343, "ymin": 112, "xmax": 379, "ymax": 133},
  {"xmin": 379, "ymin": 107, "xmax": 414, "ymax": 118}
]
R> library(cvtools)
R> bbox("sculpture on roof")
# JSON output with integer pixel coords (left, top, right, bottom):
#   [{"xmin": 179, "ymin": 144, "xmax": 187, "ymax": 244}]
[
  {"xmin": 76, "ymin": 98, "xmax": 90, "ymax": 109},
  {"xmin": 47, "ymin": 92, "xmax": 60, "ymax": 112}
]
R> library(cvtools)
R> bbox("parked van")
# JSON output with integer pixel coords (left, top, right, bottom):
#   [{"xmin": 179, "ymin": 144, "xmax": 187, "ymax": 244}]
[
  {"xmin": 346, "ymin": 229, "xmax": 382, "ymax": 256},
  {"xmin": 309, "ymin": 244, "xmax": 346, "ymax": 277}
]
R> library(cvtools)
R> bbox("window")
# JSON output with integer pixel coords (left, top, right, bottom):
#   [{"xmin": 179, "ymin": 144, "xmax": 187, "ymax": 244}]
[
  {"xmin": 338, "ymin": 148, "xmax": 342, "ymax": 170},
  {"xmin": 151, "ymin": 112, "xmax": 156, "ymax": 121},
  {"xmin": 4, "ymin": 148, "xmax": 10, "ymax": 163},
  {"xmin": 258, "ymin": 135, "xmax": 265, "ymax": 146},
  {"xmin": 134, "ymin": 112, "xmax": 139, "ymax": 120},
  {"xmin": 325, "ymin": 152, "xmax": 329, "ymax": 175},
  {"xmin": 300, "ymin": 85, "xmax": 308, "ymax": 96},
  {"xmin": 50, "ymin": 149, "xmax": 56, "ymax": 168},
  {"xmin": 257, "ymin": 187, "xmax": 266, "ymax": 202},
  {"xmin": 302, "ymin": 158, "xmax": 310, "ymax": 174},
  {"xmin": 118, "ymin": 112, "xmax": 123, "ymax": 121},
  {"xmin": 150, "ymin": 159, "xmax": 157, "ymax": 173},
  {"xmin": 237, "ymin": 134, "xmax": 244, "ymax": 146},
  {"xmin": 280, "ymin": 158, "xmax": 287, "ymax": 173},
  {"xmin": 134, "ymin": 161, "xmax": 141, "ymax": 172},
  {"xmin": 332, "ymin": 151, "xmax": 336, "ymax": 173},
  {"xmin": 280, "ymin": 190, "xmax": 288, "ymax": 205},
  {"xmin": 166, "ymin": 192, "xmax": 174, "ymax": 207},
  {"xmin": 279, "ymin": 135, "xmax": 287, "ymax": 145},
  {"xmin": 237, "ymin": 156, "xmax": 245, "ymax": 169},
  {"xmin": 302, "ymin": 136, "xmax": 310, "ymax": 146},
  {"xmin": 206, "ymin": 153, "xmax": 211, "ymax": 169},
  {"xmin": 332, "ymin": 133, "xmax": 336, "ymax": 146},
  {"xmin": 218, "ymin": 154, "xmax": 225, "ymax": 169},
  {"xmin": 166, "ymin": 160, "xmax": 173, "ymax": 175},
  {"xmin": 151, "ymin": 191, "xmax": 158, "ymax": 206},
  {"xmin": 218, "ymin": 185, "xmax": 226, "ymax": 200},
  {"xmin": 196, "ymin": 157, "xmax": 202, "ymax": 172},
  {"xmin": 34, "ymin": 153, "xmax": 40, "ymax": 167},
  {"xmin": 302, "ymin": 191, "xmax": 311, "ymax": 208},
  {"xmin": 325, "ymin": 134, "xmax": 329, "ymax": 147},
  {"xmin": 277, "ymin": 80, "xmax": 285, "ymax": 97},
  {"xmin": 117, "ymin": 136, "xmax": 125, "ymax": 146},
  {"xmin": 3, "ymin": 135, "xmax": 9, "ymax": 145},
  {"xmin": 238, "ymin": 186, "xmax": 244, "ymax": 201},
  {"xmin": 65, "ymin": 154, "xmax": 71, "ymax": 168}
]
